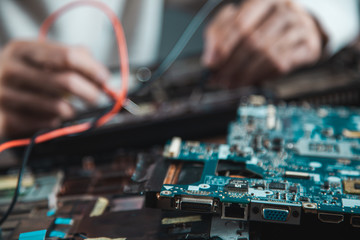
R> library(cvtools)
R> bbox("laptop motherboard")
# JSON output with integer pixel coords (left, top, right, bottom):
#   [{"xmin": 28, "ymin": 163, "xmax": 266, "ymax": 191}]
[{"xmin": 158, "ymin": 104, "xmax": 360, "ymax": 227}]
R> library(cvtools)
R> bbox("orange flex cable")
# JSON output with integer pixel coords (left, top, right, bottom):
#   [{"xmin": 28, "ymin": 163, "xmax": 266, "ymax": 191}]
[{"xmin": 0, "ymin": 0, "xmax": 129, "ymax": 154}]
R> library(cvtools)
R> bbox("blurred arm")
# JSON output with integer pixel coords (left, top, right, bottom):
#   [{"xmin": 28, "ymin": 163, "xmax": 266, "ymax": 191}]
[{"xmin": 295, "ymin": 0, "xmax": 360, "ymax": 53}]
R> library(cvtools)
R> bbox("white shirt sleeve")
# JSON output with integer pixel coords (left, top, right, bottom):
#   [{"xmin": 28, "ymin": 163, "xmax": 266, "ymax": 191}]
[{"xmin": 295, "ymin": 0, "xmax": 359, "ymax": 54}]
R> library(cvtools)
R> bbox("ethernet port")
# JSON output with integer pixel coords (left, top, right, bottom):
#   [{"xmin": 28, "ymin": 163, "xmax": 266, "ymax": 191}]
[{"xmin": 222, "ymin": 203, "xmax": 248, "ymax": 220}]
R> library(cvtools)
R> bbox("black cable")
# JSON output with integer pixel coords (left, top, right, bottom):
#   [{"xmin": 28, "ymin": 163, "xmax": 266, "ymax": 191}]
[
  {"xmin": 0, "ymin": 0, "xmax": 222, "ymax": 228},
  {"xmin": 0, "ymin": 99, "xmax": 117, "ymax": 227},
  {"xmin": 0, "ymin": 97, "xmax": 117, "ymax": 227},
  {"xmin": 0, "ymin": 103, "xmax": 114, "ymax": 226},
  {"xmin": 0, "ymin": 132, "xmax": 40, "ymax": 226},
  {"xmin": 130, "ymin": 0, "xmax": 223, "ymax": 97},
  {"xmin": 90, "ymin": 103, "xmax": 115, "ymax": 129}
]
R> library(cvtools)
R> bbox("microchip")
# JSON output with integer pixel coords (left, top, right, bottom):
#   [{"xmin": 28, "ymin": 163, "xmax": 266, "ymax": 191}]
[
  {"xmin": 269, "ymin": 182, "xmax": 286, "ymax": 190},
  {"xmin": 289, "ymin": 186, "xmax": 298, "ymax": 193},
  {"xmin": 323, "ymin": 181, "xmax": 330, "ymax": 190},
  {"xmin": 272, "ymin": 138, "xmax": 283, "ymax": 151},
  {"xmin": 225, "ymin": 180, "xmax": 248, "ymax": 193},
  {"xmin": 272, "ymin": 137, "xmax": 283, "ymax": 145},
  {"xmin": 300, "ymin": 197, "xmax": 310, "ymax": 202},
  {"xmin": 252, "ymin": 183, "xmax": 265, "ymax": 190},
  {"xmin": 344, "ymin": 180, "xmax": 360, "ymax": 194}
]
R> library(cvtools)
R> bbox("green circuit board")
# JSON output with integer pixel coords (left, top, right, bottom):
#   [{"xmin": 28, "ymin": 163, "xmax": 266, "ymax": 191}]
[{"xmin": 159, "ymin": 104, "xmax": 360, "ymax": 226}]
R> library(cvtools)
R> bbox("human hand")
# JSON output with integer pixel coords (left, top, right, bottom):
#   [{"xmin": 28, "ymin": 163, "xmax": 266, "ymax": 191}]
[
  {"xmin": 0, "ymin": 40, "xmax": 110, "ymax": 138},
  {"xmin": 202, "ymin": 0, "xmax": 325, "ymax": 88}
]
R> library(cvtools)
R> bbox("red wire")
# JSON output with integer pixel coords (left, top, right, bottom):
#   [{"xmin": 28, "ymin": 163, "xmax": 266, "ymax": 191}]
[{"xmin": 0, "ymin": 0, "xmax": 129, "ymax": 154}]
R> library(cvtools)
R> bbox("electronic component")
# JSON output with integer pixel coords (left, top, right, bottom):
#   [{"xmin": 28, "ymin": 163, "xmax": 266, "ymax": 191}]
[
  {"xmin": 176, "ymin": 197, "xmax": 218, "ymax": 213},
  {"xmin": 263, "ymin": 208, "xmax": 289, "ymax": 222},
  {"xmin": 252, "ymin": 183, "xmax": 265, "ymax": 190},
  {"xmin": 164, "ymin": 137, "xmax": 182, "ymax": 158},
  {"xmin": 250, "ymin": 201, "xmax": 301, "ymax": 225},
  {"xmin": 351, "ymin": 216, "xmax": 360, "ymax": 227},
  {"xmin": 300, "ymin": 197, "xmax": 310, "ymax": 202},
  {"xmin": 157, "ymin": 104, "xmax": 360, "ymax": 228},
  {"xmin": 224, "ymin": 179, "xmax": 248, "ymax": 193},
  {"xmin": 343, "ymin": 129, "xmax": 360, "ymax": 139},
  {"xmin": 318, "ymin": 212, "xmax": 344, "ymax": 224},
  {"xmin": 344, "ymin": 180, "xmax": 360, "ymax": 195},
  {"xmin": 268, "ymin": 182, "xmax": 286, "ymax": 190},
  {"xmin": 289, "ymin": 186, "xmax": 298, "ymax": 193},
  {"xmin": 221, "ymin": 203, "xmax": 248, "ymax": 220},
  {"xmin": 285, "ymin": 171, "xmax": 310, "ymax": 180}
]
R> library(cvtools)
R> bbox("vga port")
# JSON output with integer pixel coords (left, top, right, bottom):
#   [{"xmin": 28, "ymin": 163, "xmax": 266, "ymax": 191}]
[
  {"xmin": 250, "ymin": 201, "xmax": 301, "ymax": 225},
  {"xmin": 263, "ymin": 208, "xmax": 289, "ymax": 222}
]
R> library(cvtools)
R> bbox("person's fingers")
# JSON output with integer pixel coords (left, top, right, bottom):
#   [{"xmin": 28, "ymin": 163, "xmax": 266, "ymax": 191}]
[
  {"xmin": 240, "ymin": 25, "xmax": 317, "ymax": 86},
  {"xmin": 51, "ymin": 72, "xmax": 102, "ymax": 103},
  {"xmin": 221, "ymin": 0, "xmax": 276, "ymax": 53},
  {"xmin": 202, "ymin": 4, "xmax": 238, "ymax": 68},
  {"xmin": 267, "ymin": 26, "xmax": 319, "ymax": 73},
  {"xmin": 203, "ymin": 0, "xmax": 278, "ymax": 68},
  {"xmin": 283, "ymin": 41, "xmax": 317, "ymax": 69},
  {"xmin": 205, "ymin": 0, "xmax": 323, "ymax": 89},
  {"xmin": 237, "ymin": 53, "xmax": 277, "ymax": 86},
  {"xmin": 0, "ymin": 60, "xmax": 63, "ymax": 97},
  {"xmin": 0, "ymin": 40, "xmax": 111, "ymax": 138},
  {"xmin": 237, "ymin": 29, "xmax": 305, "ymax": 86},
  {"xmin": 224, "ymin": 2, "xmax": 317, "ymax": 86},
  {"xmin": 1, "ymin": 61, "xmax": 102, "ymax": 104},
  {"xmin": 245, "ymin": 4, "xmax": 296, "ymax": 52},
  {"xmin": 0, "ymin": 112, "xmax": 60, "ymax": 138},
  {"xmin": 214, "ymin": 41, "xmax": 255, "ymax": 84},
  {"xmin": 0, "ymin": 86, "xmax": 74, "ymax": 119},
  {"xmin": 241, "ymin": 30, "xmax": 318, "ymax": 86},
  {"xmin": 212, "ymin": 27, "xmax": 299, "ymax": 87},
  {"xmin": 7, "ymin": 41, "xmax": 110, "ymax": 86}
]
